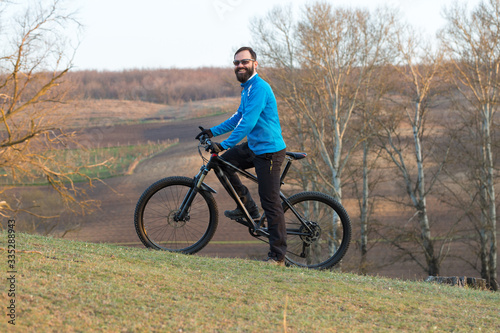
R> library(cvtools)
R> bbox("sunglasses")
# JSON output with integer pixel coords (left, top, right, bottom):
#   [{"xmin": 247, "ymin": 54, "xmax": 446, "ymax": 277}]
[{"xmin": 233, "ymin": 59, "xmax": 255, "ymax": 66}]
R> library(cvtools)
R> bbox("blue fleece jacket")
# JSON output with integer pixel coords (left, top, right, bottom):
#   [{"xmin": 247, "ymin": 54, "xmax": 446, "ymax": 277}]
[{"xmin": 210, "ymin": 74, "xmax": 286, "ymax": 155}]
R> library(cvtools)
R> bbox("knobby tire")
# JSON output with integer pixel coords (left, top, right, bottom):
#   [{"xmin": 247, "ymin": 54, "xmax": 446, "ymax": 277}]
[{"xmin": 134, "ymin": 176, "xmax": 218, "ymax": 254}]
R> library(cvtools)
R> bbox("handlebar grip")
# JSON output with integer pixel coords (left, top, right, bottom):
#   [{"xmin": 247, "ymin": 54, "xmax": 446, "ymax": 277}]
[{"xmin": 198, "ymin": 134, "xmax": 211, "ymax": 145}]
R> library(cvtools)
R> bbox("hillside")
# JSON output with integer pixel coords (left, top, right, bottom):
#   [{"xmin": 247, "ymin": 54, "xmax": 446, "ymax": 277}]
[
  {"xmin": 6, "ymin": 96, "xmax": 498, "ymax": 284},
  {"xmin": 0, "ymin": 232, "xmax": 498, "ymax": 332}
]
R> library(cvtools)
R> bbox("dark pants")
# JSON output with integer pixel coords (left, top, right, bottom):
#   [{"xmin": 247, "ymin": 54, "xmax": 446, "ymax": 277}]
[{"xmin": 221, "ymin": 142, "xmax": 287, "ymax": 260}]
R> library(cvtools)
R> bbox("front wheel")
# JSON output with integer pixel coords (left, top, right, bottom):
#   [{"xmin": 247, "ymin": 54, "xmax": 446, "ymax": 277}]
[
  {"xmin": 134, "ymin": 176, "xmax": 218, "ymax": 254},
  {"xmin": 283, "ymin": 191, "xmax": 351, "ymax": 269}
]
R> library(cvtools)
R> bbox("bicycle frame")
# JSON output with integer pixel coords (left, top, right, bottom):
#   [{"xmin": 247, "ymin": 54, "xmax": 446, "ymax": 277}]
[{"xmin": 175, "ymin": 150, "xmax": 313, "ymax": 239}]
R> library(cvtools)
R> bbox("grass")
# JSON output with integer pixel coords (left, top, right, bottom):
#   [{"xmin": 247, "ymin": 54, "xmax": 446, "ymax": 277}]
[{"xmin": 0, "ymin": 232, "xmax": 498, "ymax": 332}]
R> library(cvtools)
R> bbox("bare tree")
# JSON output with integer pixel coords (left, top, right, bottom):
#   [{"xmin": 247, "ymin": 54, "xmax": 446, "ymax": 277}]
[
  {"xmin": 439, "ymin": 0, "xmax": 499, "ymax": 290},
  {"xmin": 373, "ymin": 21, "xmax": 453, "ymax": 276},
  {"xmin": 349, "ymin": 62, "xmax": 396, "ymax": 274},
  {"xmin": 0, "ymin": 0, "xmax": 102, "ymax": 222}
]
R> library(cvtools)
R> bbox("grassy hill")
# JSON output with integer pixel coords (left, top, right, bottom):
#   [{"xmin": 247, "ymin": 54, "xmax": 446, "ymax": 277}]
[{"xmin": 0, "ymin": 232, "xmax": 498, "ymax": 332}]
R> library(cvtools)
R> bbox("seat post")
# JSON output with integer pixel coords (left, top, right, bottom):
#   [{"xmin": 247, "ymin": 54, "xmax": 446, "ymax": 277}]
[{"xmin": 280, "ymin": 156, "xmax": 293, "ymax": 185}]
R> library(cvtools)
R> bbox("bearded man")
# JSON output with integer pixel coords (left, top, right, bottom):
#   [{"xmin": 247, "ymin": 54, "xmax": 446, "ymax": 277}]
[{"xmin": 195, "ymin": 46, "xmax": 287, "ymax": 265}]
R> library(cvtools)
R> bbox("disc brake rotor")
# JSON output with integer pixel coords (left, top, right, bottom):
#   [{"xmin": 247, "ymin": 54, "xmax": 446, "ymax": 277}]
[
  {"xmin": 299, "ymin": 221, "xmax": 321, "ymax": 244},
  {"xmin": 168, "ymin": 210, "xmax": 188, "ymax": 228}
]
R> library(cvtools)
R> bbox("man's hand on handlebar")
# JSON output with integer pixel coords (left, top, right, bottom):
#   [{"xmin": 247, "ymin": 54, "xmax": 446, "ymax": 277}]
[
  {"xmin": 195, "ymin": 126, "xmax": 213, "ymax": 140},
  {"xmin": 195, "ymin": 126, "xmax": 224, "ymax": 154},
  {"xmin": 206, "ymin": 141, "xmax": 224, "ymax": 154}
]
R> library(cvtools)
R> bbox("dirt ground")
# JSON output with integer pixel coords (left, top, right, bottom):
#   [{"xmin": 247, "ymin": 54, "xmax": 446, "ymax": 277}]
[{"xmin": 13, "ymin": 100, "xmax": 499, "ymax": 282}]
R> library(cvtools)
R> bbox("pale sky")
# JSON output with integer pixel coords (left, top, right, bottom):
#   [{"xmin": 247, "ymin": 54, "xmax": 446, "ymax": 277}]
[{"xmin": 70, "ymin": 0, "xmax": 480, "ymax": 71}]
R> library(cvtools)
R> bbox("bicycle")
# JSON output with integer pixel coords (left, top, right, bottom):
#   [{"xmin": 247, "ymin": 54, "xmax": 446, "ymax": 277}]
[{"xmin": 134, "ymin": 131, "xmax": 351, "ymax": 269}]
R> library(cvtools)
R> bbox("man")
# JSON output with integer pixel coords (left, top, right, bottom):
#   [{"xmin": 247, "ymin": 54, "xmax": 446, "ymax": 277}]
[{"xmin": 195, "ymin": 46, "xmax": 287, "ymax": 265}]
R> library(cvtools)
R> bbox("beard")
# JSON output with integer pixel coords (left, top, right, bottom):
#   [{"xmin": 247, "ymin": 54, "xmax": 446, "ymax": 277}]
[{"xmin": 234, "ymin": 64, "xmax": 255, "ymax": 83}]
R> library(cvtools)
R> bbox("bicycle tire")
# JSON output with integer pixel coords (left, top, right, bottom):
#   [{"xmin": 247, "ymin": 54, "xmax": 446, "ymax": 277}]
[
  {"xmin": 283, "ymin": 191, "xmax": 351, "ymax": 269},
  {"xmin": 134, "ymin": 176, "xmax": 218, "ymax": 254}
]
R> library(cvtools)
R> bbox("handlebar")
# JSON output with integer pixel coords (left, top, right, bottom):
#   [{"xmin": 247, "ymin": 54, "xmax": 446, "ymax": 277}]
[
  {"xmin": 198, "ymin": 134, "xmax": 212, "ymax": 147},
  {"xmin": 198, "ymin": 126, "xmax": 222, "ymax": 156},
  {"xmin": 196, "ymin": 126, "xmax": 218, "ymax": 156},
  {"xmin": 197, "ymin": 126, "xmax": 210, "ymax": 146}
]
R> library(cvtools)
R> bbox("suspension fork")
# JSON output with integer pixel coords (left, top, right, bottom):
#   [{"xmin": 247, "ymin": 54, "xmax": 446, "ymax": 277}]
[{"xmin": 174, "ymin": 165, "xmax": 210, "ymax": 221}]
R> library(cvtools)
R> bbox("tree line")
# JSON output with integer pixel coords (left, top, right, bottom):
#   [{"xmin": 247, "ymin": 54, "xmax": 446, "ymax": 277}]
[{"xmin": 65, "ymin": 68, "xmax": 240, "ymax": 104}]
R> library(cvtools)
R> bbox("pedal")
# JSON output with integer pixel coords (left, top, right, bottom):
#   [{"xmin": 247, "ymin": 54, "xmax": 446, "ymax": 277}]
[
  {"xmin": 235, "ymin": 217, "xmax": 261, "ymax": 225},
  {"xmin": 235, "ymin": 218, "xmax": 248, "ymax": 226},
  {"xmin": 255, "ymin": 227, "xmax": 269, "ymax": 237}
]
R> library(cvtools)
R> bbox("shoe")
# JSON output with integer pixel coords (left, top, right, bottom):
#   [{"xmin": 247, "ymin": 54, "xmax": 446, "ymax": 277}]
[
  {"xmin": 263, "ymin": 254, "xmax": 285, "ymax": 267},
  {"xmin": 224, "ymin": 207, "xmax": 260, "ymax": 220}
]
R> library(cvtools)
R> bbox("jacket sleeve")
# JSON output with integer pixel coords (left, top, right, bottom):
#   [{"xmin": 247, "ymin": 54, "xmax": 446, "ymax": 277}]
[
  {"xmin": 210, "ymin": 107, "xmax": 242, "ymax": 137},
  {"xmin": 219, "ymin": 85, "xmax": 267, "ymax": 149}
]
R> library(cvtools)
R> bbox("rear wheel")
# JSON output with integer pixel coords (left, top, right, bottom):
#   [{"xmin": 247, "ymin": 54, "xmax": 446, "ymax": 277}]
[
  {"xmin": 134, "ymin": 176, "xmax": 218, "ymax": 254},
  {"xmin": 283, "ymin": 191, "xmax": 351, "ymax": 269}
]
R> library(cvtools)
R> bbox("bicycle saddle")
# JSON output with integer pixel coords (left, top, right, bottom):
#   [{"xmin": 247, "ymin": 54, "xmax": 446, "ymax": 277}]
[{"xmin": 286, "ymin": 152, "xmax": 307, "ymax": 160}]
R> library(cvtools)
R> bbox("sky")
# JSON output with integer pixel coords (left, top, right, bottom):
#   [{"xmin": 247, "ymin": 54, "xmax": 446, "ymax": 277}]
[{"xmin": 69, "ymin": 0, "xmax": 481, "ymax": 71}]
